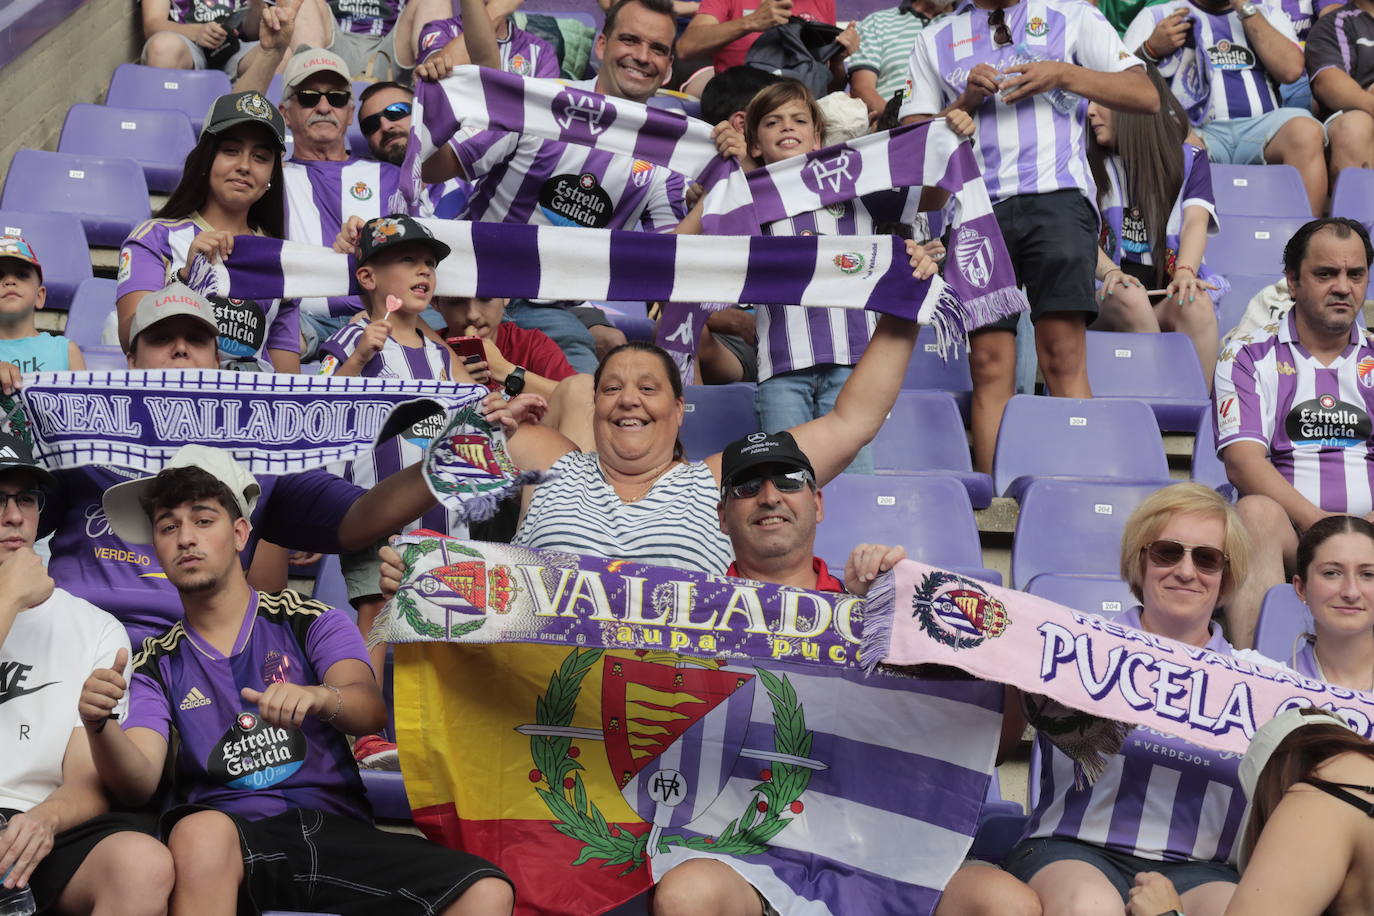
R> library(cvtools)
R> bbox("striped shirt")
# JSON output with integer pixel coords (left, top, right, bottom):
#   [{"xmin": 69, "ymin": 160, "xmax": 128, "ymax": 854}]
[
  {"xmin": 416, "ymin": 15, "xmax": 560, "ymax": 78},
  {"xmin": 1098, "ymin": 143, "xmax": 1219, "ymax": 276},
  {"xmin": 1280, "ymin": 0, "xmax": 1343, "ymax": 41},
  {"xmin": 1305, "ymin": 5, "xmax": 1374, "ymax": 107},
  {"xmin": 900, "ymin": 0, "xmax": 1141, "ymax": 204},
  {"xmin": 282, "ymin": 157, "xmax": 400, "ymax": 317},
  {"xmin": 1024, "ymin": 606, "xmax": 1252, "ymax": 862},
  {"xmin": 1214, "ymin": 311, "xmax": 1374, "ymax": 517},
  {"xmin": 514, "ymin": 451, "xmax": 736, "ymax": 574},
  {"xmin": 330, "ymin": 0, "xmax": 404, "ymax": 36},
  {"xmin": 849, "ymin": 5, "xmax": 933, "ymax": 101},
  {"xmin": 1123, "ymin": 0, "xmax": 1299, "ymax": 126},
  {"xmin": 318, "ymin": 319, "xmax": 468, "ymax": 537}
]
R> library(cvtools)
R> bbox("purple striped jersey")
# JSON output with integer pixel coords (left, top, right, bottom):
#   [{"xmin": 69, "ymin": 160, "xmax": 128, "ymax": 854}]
[
  {"xmin": 1279, "ymin": 0, "xmax": 1343, "ymax": 40},
  {"xmin": 899, "ymin": 0, "xmax": 1141, "ymax": 204},
  {"xmin": 1097, "ymin": 144, "xmax": 1219, "ymax": 270},
  {"xmin": 416, "ymin": 15, "xmax": 560, "ymax": 77},
  {"xmin": 282, "ymin": 157, "xmax": 400, "ymax": 317},
  {"xmin": 1214, "ymin": 312, "xmax": 1374, "ymax": 517},
  {"xmin": 1023, "ymin": 607, "xmax": 1253, "ymax": 862},
  {"xmin": 1123, "ymin": 0, "xmax": 1299, "ymax": 125},
  {"xmin": 330, "ymin": 0, "xmax": 404, "ymax": 36},
  {"xmin": 317, "ymin": 319, "xmax": 468, "ymax": 537},
  {"xmin": 164, "ymin": 0, "xmax": 243, "ymax": 23},
  {"xmin": 755, "ymin": 194, "xmax": 913, "ymax": 380}
]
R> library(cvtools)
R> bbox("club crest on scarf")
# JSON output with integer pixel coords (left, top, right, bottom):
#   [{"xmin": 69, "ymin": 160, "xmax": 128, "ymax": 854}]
[
  {"xmin": 953, "ymin": 227, "xmax": 994, "ymax": 290},
  {"xmin": 423, "ymin": 402, "xmax": 551, "ymax": 523},
  {"xmin": 912, "ymin": 570, "xmax": 1010, "ymax": 650},
  {"xmin": 552, "ymin": 87, "xmax": 616, "ymax": 142},
  {"xmin": 800, "ymin": 148, "xmax": 861, "ymax": 199}
]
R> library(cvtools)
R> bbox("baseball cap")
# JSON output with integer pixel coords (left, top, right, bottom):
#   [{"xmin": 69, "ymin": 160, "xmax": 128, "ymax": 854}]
[
  {"xmin": 101, "ymin": 444, "xmax": 261, "ymax": 545},
  {"xmin": 283, "ymin": 47, "xmax": 351, "ymax": 95},
  {"xmin": 0, "ymin": 235, "xmax": 42, "ymax": 281},
  {"xmin": 1234, "ymin": 706, "xmax": 1354, "ymax": 871},
  {"xmin": 127, "ymin": 283, "xmax": 220, "ymax": 351},
  {"xmin": 202, "ymin": 91, "xmax": 287, "ymax": 151},
  {"xmin": 0, "ymin": 431, "xmax": 56, "ymax": 490},
  {"xmin": 720, "ymin": 430, "xmax": 815, "ymax": 492},
  {"xmin": 356, "ymin": 215, "xmax": 451, "ymax": 267}
]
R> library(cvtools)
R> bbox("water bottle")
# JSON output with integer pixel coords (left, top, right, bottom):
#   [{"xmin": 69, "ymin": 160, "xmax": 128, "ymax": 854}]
[
  {"xmin": 1010, "ymin": 43, "xmax": 1080, "ymax": 113},
  {"xmin": 0, "ymin": 815, "xmax": 36, "ymax": 916}
]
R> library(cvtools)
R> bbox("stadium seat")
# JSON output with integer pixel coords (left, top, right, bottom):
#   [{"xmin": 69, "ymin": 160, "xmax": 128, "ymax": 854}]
[
  {"xmin": 814, "ymin": 473, "xmax": 1001, "ymax": 584},
  {"xmin": 105, "ymin": 63, "xmax": 232, "ymax": 132},
  {"xmin": 903, "ymin": 326, "xmax": 973, "ymax": 418},
  {"xmin": 0, "ymin": 210, "xmax": 91, "ymax": 311},
  {"xmin": 991, "ymin": 395, "xmax": 1171, "ymax": 501},
  {"xmin": 311, "ymin": 553, "xmax": 353, "ymax": 617},
  {"xmin": 65, "ymin": 278, "xmax": 117, "ymax": 348},
  {"xmin": 0, "ymin": 150, "xmax": 150, "ymax": 247},
  {"xmin": 1191, "ymin": 413, "xmax": 1234, "ymax": 498},
  {"xmin": 1330, "ymin": 167, "xmax": 1374, "ymax": 233},
  {"xmin": 361, "ymin": 769, "xmax": 412, "ymax": 821},
  {"xmin": 58, "ymin": 104, "xmax": 196, "ymax": 193},
  {"xmin": 872, "ymin": 390, "xmax": 993, "ymax": 508},
  {"xmin": 594, "ymin": 301, "xmax": 655, "ymax": 342},
  {"xmin": 1210, "ymin": 164, "xmax": 1310, "ymax": 219},
  {"xmin": 1011, "ymin": 479, "xmax": 1168, "ymax": 589},
  {"xmin": 1216, "ymin": 272, "xmax": 1279, "ymax": 343},
  {"xmin": 1084, "ymin": 331, "xmax": 1209, "ymax": 432},
  {"xmin": 79, "ymin": 345, "xmax": 128, "ymax": 371},
  {"xmin": 1025, "ymin": 573, "xmax": 1135, "ymax": 618},
  {"xmin": 681, "ymin": 382, "xmax": 758, "ymax": 460},
  {"xmin": 1253, "ymin": 583, "xmax": 1311, "ymax": 665},
  {"xmin": 1205, "ymin": 216, "xmax": 1309, "ymax": 277}
]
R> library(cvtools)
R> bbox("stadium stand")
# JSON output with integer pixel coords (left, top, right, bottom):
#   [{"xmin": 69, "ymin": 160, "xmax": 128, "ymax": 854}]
[
  {"xmin": 0, "ymin": 209, "xmax": 91, "ymax": 311},
  {"xmin": 58, "ymin": 104, "xmax": 196, "ymax": 193},
  {"xmin": 105, "ymin": 62, "xmax": 231, "ymax": 132},
  {"xmin": 1206, "ymin": 215, "xmax": 1310, "ymax": 276},
  {"xmin": 871, "ymin": 389, "xmax": 993, "ymax": 508},
  {"xmin": 1253, "ymin": 583, "xmax": 1312, "ymax": 665},
  {"xmin": 1024, "ymin": 573, "xmax": 1136, "ymax": 618},
  {"xmin": 64, "ymin": 277, "xmax": 117, "ymax": 348},
  {"xmin": 1331, "ymin": 167, "xmax": 1374, "ymax": 233},
  {"xmin": 1011, "ymin": 479, "xmax": 1169, "ymax": 589},
  {"xmin": 1083, "ymin": 330, "xmax": 1209, "ymax": 432},
  {"xmin": 1209, "ymin": 164, "xmax": 1311, "ymax": 219},
  {"xmin": 0, "ymin": 149, "xmax": 149, "ymax": 246},
  {"xmin": 681, "ymin": 382, "xmax": 759, "ymax": 459}
]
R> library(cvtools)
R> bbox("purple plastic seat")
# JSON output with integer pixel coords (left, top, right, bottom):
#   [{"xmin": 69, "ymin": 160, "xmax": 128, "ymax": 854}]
[
  {"xmin": 814, "ymin": 473, "xmax": 1001, "ymax": 585},
  {"xmin": 105, "ymin": 63, "xmax": 232, "ymax": 132},
  {"xmin": 1085, "ymin": 331, "xmax": 1209, "ymax": 432},
  {"xmin": 0, "ymin": 209, "xmax": 91, "ymax": 311},
  {"xmin": 872, "ymin": 390, "xmax": 993, "ymax": 508},
  {"xmin": 1012, "ymin": 479, "xmax": 1168, "ymax": 588},
  {"xmin": 1332, "ymin": 167, "xmax": 1374, "ymax": 233},
  {"xmin": 1205, "ymin": 216, "xmax": 1310, "ymax": 278},
  {"xmin": 1216, "ymin": 272, "xmax": 1279, "ymax": 342},
  {"xmin": 681, "ymin": 382, "xmax": 758, "ymax": 460},
  {"xmin": 1191, "ymin": 412, "xmax": 1236, "ymax": 500},
  {"xmin": 311, "ymin": 553, "xmax": 352, "ymax": 617},
  {"xmin": 991, "ymin": 395, "xmax": 1171, "ymax": 501},
  {"xmin": 1253, "ymin": 583, "xmax": 1312, "ymax": 665},
  {"xmin": 361, "ymin": 769, "xmax": 412, "ymax": 821},
  {"xmin": 903, "ymin": 326, "xmax": 973, "ymax": 419},
  {"xmin": 1210, "ymin": 164, "xmax": 1310, "ymax": 219},
  {"xmin": 58, "ymin": 104, "xmax": 195, "ymax": 193},
  {"xmin": 1025, "ymin": 573, "xmax": 1135, "ymax": 618},
  {"xmin": 65, "ymin": 278, "xmax": 116, "ymax": 348},
  {"xmin": 1, "ymin": 150, "xmax": 150, "ymax": 247}
]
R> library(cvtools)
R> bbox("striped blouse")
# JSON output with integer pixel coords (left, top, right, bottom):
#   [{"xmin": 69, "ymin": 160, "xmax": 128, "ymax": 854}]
[{"xmin": 514, "ymin": 451, "xmax": 735, "ymax": 574}]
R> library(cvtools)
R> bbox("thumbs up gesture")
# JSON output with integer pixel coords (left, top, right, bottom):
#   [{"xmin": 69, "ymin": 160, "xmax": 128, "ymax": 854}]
[{"xmin": 79, "ymin": 648, "xmax": 128, "ymax": 730}]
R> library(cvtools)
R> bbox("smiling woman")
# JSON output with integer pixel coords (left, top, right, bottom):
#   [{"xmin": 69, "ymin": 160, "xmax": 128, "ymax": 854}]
[{"xmin": 1290, "ymin": 516, "xmax": 1374, "ymax": 692}]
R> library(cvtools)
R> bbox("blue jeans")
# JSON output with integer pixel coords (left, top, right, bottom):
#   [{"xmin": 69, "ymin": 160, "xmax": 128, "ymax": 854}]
[
  {"xmin": 505, "ymin": 300, "xmax": 599, "ymax": 374},
  {"xmin": 755, "ymin": 365, "xmax": 873, "ymax": 474}
]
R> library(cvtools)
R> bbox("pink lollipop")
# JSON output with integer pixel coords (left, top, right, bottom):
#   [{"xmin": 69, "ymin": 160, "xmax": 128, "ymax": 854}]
[{"xmin": 384, "ymin": 295, "xmax": 404, "ymax": 318}]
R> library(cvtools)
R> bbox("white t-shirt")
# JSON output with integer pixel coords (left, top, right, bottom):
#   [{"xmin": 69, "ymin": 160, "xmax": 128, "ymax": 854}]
[{"xmin": 0, "ymin": 588, "xmax": 128, "ymax": 812}]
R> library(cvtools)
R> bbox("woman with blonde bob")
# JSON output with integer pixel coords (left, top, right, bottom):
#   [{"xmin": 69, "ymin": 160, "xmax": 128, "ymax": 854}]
[
  {"xmin": 1128, "ymin": 707, "xmax": 1374, "ymax": 916},
  {"xmin": 1007, "ymin": 483, "xmax": 1264, "ymax": 916}
]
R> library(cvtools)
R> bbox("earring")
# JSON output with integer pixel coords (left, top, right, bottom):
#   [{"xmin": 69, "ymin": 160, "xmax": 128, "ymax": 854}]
[{"xmin": 266, "ymin": 182, "xmax": 272, "ymax": 189}]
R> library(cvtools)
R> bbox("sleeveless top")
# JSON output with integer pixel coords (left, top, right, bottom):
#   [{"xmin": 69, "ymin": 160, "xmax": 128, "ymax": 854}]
[{"xmin": 514, "ymin": 451, "xmax": 735, "ymax": 574}]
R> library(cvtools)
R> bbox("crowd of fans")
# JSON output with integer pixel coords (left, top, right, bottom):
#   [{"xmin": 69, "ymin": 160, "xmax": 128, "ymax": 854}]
[{"xmin": 3, "ymin": 0, "xmax": 1374, "ymax": 911}]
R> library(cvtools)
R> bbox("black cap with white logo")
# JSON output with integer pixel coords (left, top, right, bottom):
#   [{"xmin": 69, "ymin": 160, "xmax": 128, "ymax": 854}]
[
  {"xmin": 720, "ymin": 430, "xmax": 815, "ymax": 491},
  {"xmin": 0, "ymin": 432, "xmax": 56, "ymax": 490}
]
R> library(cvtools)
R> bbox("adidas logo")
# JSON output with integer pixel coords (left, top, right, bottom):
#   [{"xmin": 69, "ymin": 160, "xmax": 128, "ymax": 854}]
[
  {"xmin": 0, "ymin": 447, "xmax": 17, "ymax": 460},
  {"xmin": 179, "ymin": 687, "xmax": 212, "ymax": 710}
]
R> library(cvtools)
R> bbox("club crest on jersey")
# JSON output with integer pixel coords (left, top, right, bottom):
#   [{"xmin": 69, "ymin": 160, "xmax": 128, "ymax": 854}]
[
  {"xmin": 552, "ymin": 87, "xmax": 617, "ymax": 140},
  {"xmin": 833, "ymin": 251, "xmax": 865, "ymax": 274},
  {"xmin": 629, "ymin": 159, "xmax": 655, "ymax": 188},
  {"xmin": 350, "ymin": 181, "xmax": 374, "ymax": 201},
  {"xmin": 235, "ymin": 93, "xmax": 272, "ymax": 120},
  {"xmin": 510, "ymin": 53, "xmax": 532, "ymax": 76},
  {"xmin": 912, "ymin": 570, "xmax": 1010, "ymax": 650},
  {"xmin": 1359, "ymin": 356, "xmax": 1374, "ymax": 388},
  {"xmin": 954, "ymin": 226, "xmax": 994, "ymax": 290},
  {"xmin": 1207, "ymin": 41, "xmax": 1257, "ymax": 70},
  {"xmin": 1025, "ymin": 16, "xmax": 1048, "ymax": 37}
]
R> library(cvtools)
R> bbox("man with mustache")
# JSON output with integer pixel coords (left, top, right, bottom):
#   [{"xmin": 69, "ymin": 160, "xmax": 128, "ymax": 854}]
[{"xmin": 1214, "ymin": 218, "xmax": 1374, "ymax": 649}]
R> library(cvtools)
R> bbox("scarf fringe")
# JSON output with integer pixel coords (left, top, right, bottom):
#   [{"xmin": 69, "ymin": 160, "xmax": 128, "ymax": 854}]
[{"xmin": 858, "ymin": 570, "xmax": 896, "ymax": 674}]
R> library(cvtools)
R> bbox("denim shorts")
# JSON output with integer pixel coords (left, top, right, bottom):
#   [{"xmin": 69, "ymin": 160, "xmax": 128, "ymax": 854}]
[
  {"xmin": 1197, "ymin": 108, "xmax": 1323, "ymax": 164},
  {"xmin": 1004, "ymin": 836, "xmax": 1239, "ymax": 901}
]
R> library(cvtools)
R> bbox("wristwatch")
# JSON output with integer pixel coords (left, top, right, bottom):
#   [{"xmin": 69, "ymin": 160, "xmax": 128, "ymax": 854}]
[
  {"xmin": 504, "ymin": 366, "xmax": 527, "ymax": 397},
  {"xmin": 1237, "ymin": 2, "xmax": 1259, "ymax": 19}
]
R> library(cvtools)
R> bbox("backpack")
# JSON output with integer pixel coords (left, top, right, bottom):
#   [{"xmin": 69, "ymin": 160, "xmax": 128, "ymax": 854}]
[{"xmin": 744, "ymin": 17, "xmax": 844, "ymax": 99}]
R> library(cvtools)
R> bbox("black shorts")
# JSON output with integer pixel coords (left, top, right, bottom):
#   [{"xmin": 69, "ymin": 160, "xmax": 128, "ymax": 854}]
[
  {"xmin": 11, "ymin": 809, "xmax": 160, "ymax": 909},
  {"xmin": 714, "ymin": 331, "xmax": 760, "ymax": 383},
  {"xmin": 162, "ymin": 805, "xmax": 510, "ymax": 916},
  {"xmin": 1004, "ymin": 836, "xmax": 1239, "ymax": 901},
  {"xmin": 978, "ymin": 189, "xmax": 1100, "ymax": 333}
]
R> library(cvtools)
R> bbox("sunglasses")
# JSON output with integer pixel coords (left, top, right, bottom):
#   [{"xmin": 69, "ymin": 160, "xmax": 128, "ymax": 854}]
[
  {"xmin": 723, "ymin": 469, "xmax": 815, "ymax": 501},
  {"xmin": 0, "ymin": 489, "xmax": 43, "ymax": 513},
  {"xmin": 1143, "ymin": 539, "xmax": 1228, "ymax": 575},
  {"xmin": 988, "ymin": 8, "xmax": 1013, "ymax": 47},
  {"xmin": 294, "ymin": 88, "xmax": 351, "ymax": 109},
  {"xmin": 360, "ymin": 101, "xmax": 412, "ymax": 135}
]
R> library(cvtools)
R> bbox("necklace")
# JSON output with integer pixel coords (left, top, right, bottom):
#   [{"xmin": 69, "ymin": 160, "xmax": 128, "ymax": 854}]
[{"xmin": 602, "ymin": 456, "xmax": 677, "ymax": 504}]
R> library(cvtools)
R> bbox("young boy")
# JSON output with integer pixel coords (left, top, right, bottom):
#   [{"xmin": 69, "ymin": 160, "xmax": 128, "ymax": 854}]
[
  {"xmin": 0, "ymin": 236, "xmax": 84, "ymax": 372},
  {"xmin": 81, "ymin": 447, "xmax": 513, "ymax": 916}
]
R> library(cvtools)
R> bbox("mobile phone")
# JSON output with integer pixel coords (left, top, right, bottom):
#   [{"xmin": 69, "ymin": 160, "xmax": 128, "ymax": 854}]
[{"xmin": 446, "ymin": 336, "xmax": 486, "ymax": 364}]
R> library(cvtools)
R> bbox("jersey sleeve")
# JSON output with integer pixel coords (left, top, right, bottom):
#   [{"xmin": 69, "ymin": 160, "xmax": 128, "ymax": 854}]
[
  {"xmin": 897, "ymin": 32, "xmax": 945, "ymax": 119},
  {"xmin": 451, "ymin": 130, "xmax": 522, "ymax": 181},
  {"xmin": 1122, "ymin": 6, "xmax": 1165, "ymax": 60},
  {"xmin": 417, "ymin": 16, "xmax": 462, "ymax": 64},
  {"xmin": 1180, "ymin": 147, "xmax": 1219, "ymax": 233},
  {"xmin": 116, "ymin": 221, "xmax": 174, "ymax": 300},
  {"xmin": 1214, "ymin": 344, "xmax": 1271, "ymax": 453},
  {"xmin": 640, "ymin": 169, "xmax": 689, "ymax": 232},
  {"xmin": 317, "ymin": 321, "xmax": 362, "ymax": 373},
  {"xmin": 305, "ymin": 607, "xmax": 372, "ymax": 675},
  {"xmin": 256, "ymin": 469, "xmax": 363, "ymax": 556},
  {"xmin": 266, "ymin": 298, "xmax": 301, "ymax": 357},
  {"xmin": 1304, "ymin": 11, "xmax": 1345, "ymax": 77},
  {"xmin": 1073, "ymin": 4, "xmax": 1143, "ymax": 73},
  {"xmin": 124, "ymin": 670, "xmax": 172, "ymax": 741}
]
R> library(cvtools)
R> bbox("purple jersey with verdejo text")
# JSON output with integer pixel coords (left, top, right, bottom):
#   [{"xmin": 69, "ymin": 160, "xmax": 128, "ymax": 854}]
[
  {"xmin": 899, "ymin": 0, "xmax": 1141, "ymax": 204},
  {"xmin": 118, "ymin": 216, "xmax": 300, "ymax": 370},
  {"xmin": 283, "ymin": 157, "xmax": 400, "ymax": 317},
  {"xmin": 45, "ymin": 466, "xmax": 360, "ymax": 648},
  {"xmin": 1123, "ymin": 0, "xmax": 1299, "ymax": 126},
  {"xmin": 1214, "ymin": 311, "xmax": 1374, "ymax": 517},
  {"xmin": 416, "ymin": 15, "xmax": 560, "ymax": 78},
  {"xmin": 125, "ymin": 590, "xmax": 371, "ymax": 822},
  {"xmin": 159, "ymin": 0, "xmax": 244, "ymax": 24},
  {"xmin": 1023, "ymin": 607, "xmax": 1249, "ymax": 862},
  {"xmin": 330, "ymin": 0, "xmax": 405, "ymax": 36}
]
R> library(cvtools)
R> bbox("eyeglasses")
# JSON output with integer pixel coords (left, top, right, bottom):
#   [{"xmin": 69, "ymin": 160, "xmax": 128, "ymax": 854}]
[
  {"xmin": 722, "ymin": 470, "xmax": 815, "ymax": 500},
  {"xmin": 360, "ymin": 101, "xmax": 412, "ymax": 135},
  {"xmin": 293, "ymin": 88, "xmax": 351, "ymax": 109},
  {"xmin": 0, "ymin": 489, "xmax": 43, "ymax": 514},
  {"xmin": 988, "ymin": 8, "xmax": 1013, "ymax": 47},
  {"xmin": 1143, "ymin": 539, "xmax": 1228, "ymax": 575}
]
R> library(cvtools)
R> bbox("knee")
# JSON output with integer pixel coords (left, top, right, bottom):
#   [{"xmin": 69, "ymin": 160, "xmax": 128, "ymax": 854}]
[
  {"xmin": 450, "ymin": 877, "xmax": 514, "ymax": 915},
  {"xmin": 1034, "ymin": 320, "xmax": 1088, "ymax": 377},
  {"xmin": 1330, "ymin": 110, "xmax": 1374, "ymax": 149},
  {"xmin": 652, "ymin": 860, "xmax": 743, "ymax": 916},
  {"xmin": 1277, "ymin": 118, "xmax": 1326, "ymax": 158},
  {"xmin": 86, "ymin": 834, "xmax": 175, "ymax": 914},
  {"xmin": 166, "ymin": 811, "xmax": 240, "ymax": 876},
  {"xmin": 968, "ymin": 333, "xmax": 1016, "ymax": 387},
  {"xmin": 939, "ymin": 868, "xmax": 1043, "ymax": 916},
  {"xmin": 143, "ymin": 32, "xmax": 191, "ymax": 69},
  {"xmin": 1234, "ymin": 493, "xmax": 1288, "ymax": 532}
]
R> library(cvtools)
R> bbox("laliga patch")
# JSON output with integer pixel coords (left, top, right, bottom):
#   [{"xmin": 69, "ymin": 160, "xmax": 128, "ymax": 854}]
[
  {"xmin": 117, "ymin": 248, "xmax": 132, "ymax": 284},
  {"xmin": 207, "ymin": 710, "xmax": 306, "ymax": 790},
  {"xmin": 538, "ymin": 173, "xmax": 613, "ymax": 228},
  {"xmin": 1216, "ymin": 394, "xmax": 1240, "ymax": 437},
  {"xmin": 1285, "ymin": 395, "xmax": 1371, "ymax": 448}
]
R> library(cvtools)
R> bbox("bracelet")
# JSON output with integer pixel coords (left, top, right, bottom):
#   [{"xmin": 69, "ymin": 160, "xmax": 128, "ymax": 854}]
[
  {"xmin": 1175, "ymin": 264, "xmax": 1197, "ymax": 275},
  {"xmin": 1140, "ymin": 38, "xmax": 1161, "ymax": 62},
  {"xmin": 319, "ymin": 683, "xmax": 343, "ymax": 724}
]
